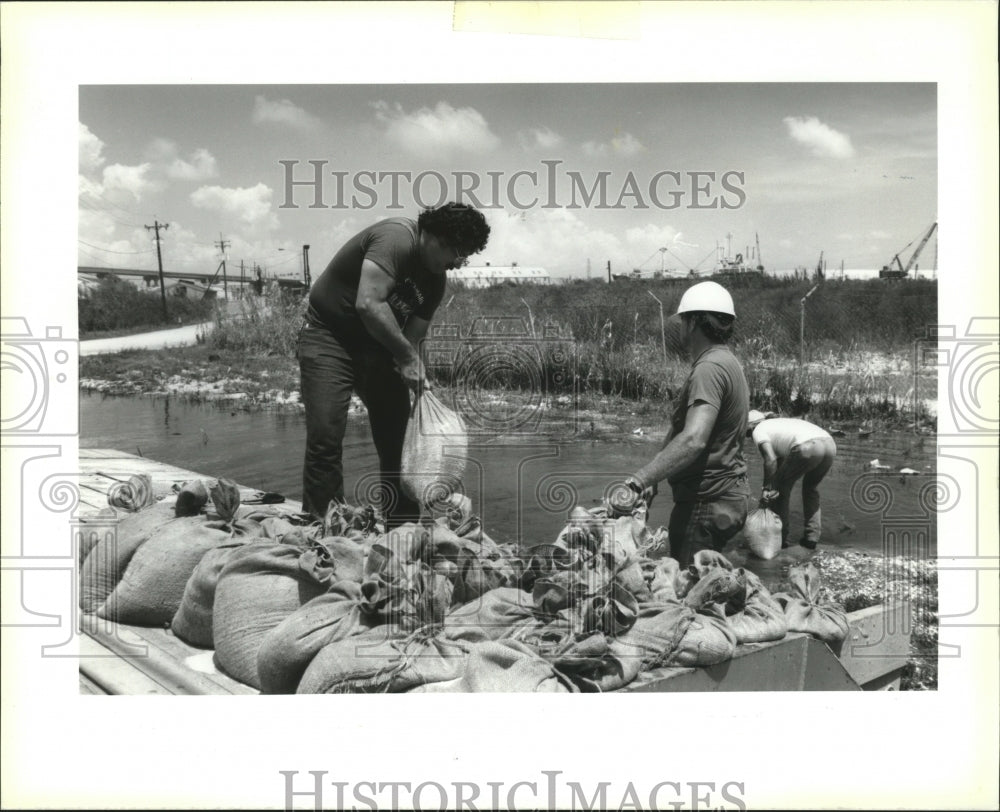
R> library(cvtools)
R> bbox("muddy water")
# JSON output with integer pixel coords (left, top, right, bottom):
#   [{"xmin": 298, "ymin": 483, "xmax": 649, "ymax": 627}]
[{"xmin": 80, "ymin": 393, "xmax": 937, "ymax": 581}]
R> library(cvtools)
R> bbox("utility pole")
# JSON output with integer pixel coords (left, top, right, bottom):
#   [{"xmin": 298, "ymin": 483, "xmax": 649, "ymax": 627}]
[
  {"xmin": 214, "ymin": 234, "xmax": 231, "ymax": 298},
  {"xmin": 606, "ymin": 260, "xmax": 611, "ymax": 284},
  {"xmin": 302, "ymin": 244, "xmax": 311, "ymax": 289},
  {"xmin": 240, "ymin": 259, "xmax": 246, "ymax": 297},
  {"xmin": 145, "ymin": 220, "xmax": 169, "ymax": 322}
]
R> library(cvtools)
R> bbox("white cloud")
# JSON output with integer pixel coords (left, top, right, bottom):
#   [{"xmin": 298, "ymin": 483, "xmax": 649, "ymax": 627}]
[
  {"xmin": 190, "ymin": 183, "xmax": 277, "ymax": 228},
  {"xmin": 79, "ymin": 123, "xmax": 106, "ymax": 173},
  {"xmin": 169, "ymin": 148, "xmax": 218, "ymax": 181},
  {"xmin": 477, "ymin": 208, "xmax": 621, "ymax": 277},
  {"xmin": 783, "ymin": 116, "xmax": 856, "ymax": 159},
  {"xmin": 372, "ymin": 100, "xmax": 500, "ymax": 157},
  {"xmin": 868, "ymin": 229, "xmax": 891, "ymax": 239},
  {"xmin": 144, "ymin": 138, "xmax": 219, "ymax": 181},
  {"xmin": 582, "ymin": 131, "xmax": 645, "ymax": 158},
  {"xmin": 611, "ymin": 132, "xmax": 645, "ymax": 157},
  {"xmin": 779, "ymin": 238, "xmax": 794, "ymax": 249},
  {"xmin": 517, "ymin": 126, "xmax": 564, "ymax": 151},
  {"xmin": 101, "ymin": 162, "xmax": 161, "ymax": 201},
  {"xmin": 253, "ymin": 95, "xmax": 322, "ymax": 130}
]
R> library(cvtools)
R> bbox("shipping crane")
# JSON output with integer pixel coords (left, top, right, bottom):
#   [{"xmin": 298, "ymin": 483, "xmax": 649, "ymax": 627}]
[{"xmin": 879, "ymin": 222, "xmax": 938, "ymax": 280}]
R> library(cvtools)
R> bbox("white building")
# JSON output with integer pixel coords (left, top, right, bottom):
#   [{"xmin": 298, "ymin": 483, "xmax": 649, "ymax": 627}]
[{"xmin": 449, "ymin": 264, "xmax": 550, "ymax": 289}]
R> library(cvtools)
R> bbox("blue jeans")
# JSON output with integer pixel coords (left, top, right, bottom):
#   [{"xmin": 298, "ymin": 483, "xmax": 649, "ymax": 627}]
[
  {"xmin": 668, "ymin": 484, "xmax": 751, "ymax": 568},
  {"xmin": 297, "ymin": 321, "xmax": 421, "ymax": 527}
]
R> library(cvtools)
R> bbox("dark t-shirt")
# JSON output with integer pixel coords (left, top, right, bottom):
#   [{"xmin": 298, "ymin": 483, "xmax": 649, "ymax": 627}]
[
  {"xmin": 306, "ymin": 218, "xmax": 445, "ymax": 345},
  {"xmin": 668, "ymin": 344, "xmax": 750, "ymax": 502}
]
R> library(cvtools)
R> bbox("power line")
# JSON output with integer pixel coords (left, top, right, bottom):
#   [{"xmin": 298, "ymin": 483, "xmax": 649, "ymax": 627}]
[
  {"xmin": 79, "ymin": 198, "xmax": 147, "ymax": 229},
  {"xmin": 77, "ymin": 239, "xmax": 155, "ymax": 255}
]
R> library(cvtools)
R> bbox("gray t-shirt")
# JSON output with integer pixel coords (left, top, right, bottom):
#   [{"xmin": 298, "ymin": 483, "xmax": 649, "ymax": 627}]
[{"xmin": 668, "ymin": 344, "xmax": 750, "ymax": 502}]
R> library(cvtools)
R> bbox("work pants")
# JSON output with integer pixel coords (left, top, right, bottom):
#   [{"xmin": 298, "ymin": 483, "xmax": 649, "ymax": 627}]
[
  {"xmin": 297, "ymin": 321, "xmax": 420, "ymax": 527},
  {"xmin": 668, "ymin": 480, "xmax": 751, "ymax": 568},
  {"xmin": 772, "ymin": 437, "xmax": 837, "ymax": 546}
]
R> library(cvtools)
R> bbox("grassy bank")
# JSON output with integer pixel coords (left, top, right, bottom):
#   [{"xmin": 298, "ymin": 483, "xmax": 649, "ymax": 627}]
[
  {"xmin": 80, "ymin": 277, "xmax": 215, "ymax": 338},
  {"xmin": 80, "ymin": 277, "xmax": 937, "ymax": 428}
]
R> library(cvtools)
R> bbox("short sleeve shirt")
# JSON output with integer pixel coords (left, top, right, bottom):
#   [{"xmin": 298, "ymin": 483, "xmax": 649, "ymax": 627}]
[
  {"xmin": 668, "ymin": 344, "xmax": 750, "ymax": 502},
  {"xmin": 752, "ymin": 418, "xmax": 831, "ymax": 458},
  {"xmin": 306, "ymin": 218, "xmax": 445, "ymax": 345}
]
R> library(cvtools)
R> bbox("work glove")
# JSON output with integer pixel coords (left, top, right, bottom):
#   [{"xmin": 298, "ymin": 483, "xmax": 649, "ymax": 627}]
[{"xmin": 761, "ymin": 488, "xmax": 779, "ymax": 506}]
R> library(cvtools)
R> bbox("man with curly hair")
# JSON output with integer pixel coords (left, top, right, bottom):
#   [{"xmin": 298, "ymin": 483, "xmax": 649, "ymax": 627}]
[{"xmin": 298, "ymin": 203, "xmax": 490, "ymax": 526}]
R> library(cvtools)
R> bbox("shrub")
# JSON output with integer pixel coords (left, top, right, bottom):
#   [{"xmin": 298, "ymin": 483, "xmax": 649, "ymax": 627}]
[{"xmin": 79, "ymin": 277, "xmax": 214, "ymax": 335}]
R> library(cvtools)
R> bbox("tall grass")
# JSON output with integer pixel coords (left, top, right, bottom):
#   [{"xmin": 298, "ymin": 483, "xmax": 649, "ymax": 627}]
[
  {"xmin": 204, "ymin": 278, "xmax": 936, "ymax": 425},
  {"xmin": 208, "ymin": 292, "xmax": 306, "ymax": 356},
  {"xmin": 79, "ymin": 277, "xmax": 214, "ymax": 335}
]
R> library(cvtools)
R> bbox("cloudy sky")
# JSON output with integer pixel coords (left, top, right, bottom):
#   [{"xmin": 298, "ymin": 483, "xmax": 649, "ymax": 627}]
[{"xmin": 79, "ymin": 83, "xmax": 936, "ymax": 279}]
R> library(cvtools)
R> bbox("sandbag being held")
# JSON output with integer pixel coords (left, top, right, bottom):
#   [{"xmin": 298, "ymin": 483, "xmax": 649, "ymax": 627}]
[
  {"xmin": 744, "ymin": 500, "xmax": 783, "ymax": 560},
  {"xmin": 400, "ymin": 391, "xmax": 467, "ymax": 507}
]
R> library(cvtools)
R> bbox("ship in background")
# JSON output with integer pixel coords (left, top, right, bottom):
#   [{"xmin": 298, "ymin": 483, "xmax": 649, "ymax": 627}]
[
  {"xmin": 613, "ymin": 232, "xmax": 766, "ymax": 282},
  {"xmin": 709, "ymin": 232, "xmax": 765, "ymax": 279}
]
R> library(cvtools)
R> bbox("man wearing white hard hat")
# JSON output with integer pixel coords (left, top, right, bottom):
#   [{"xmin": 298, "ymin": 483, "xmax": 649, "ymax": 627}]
[
  {"xmin": 617, "ymin": 281, "xmax": 751, "ymax": 567},
  {"xmin": 747, "ymin": 411, "xmax": 837, "ymax": 550}
]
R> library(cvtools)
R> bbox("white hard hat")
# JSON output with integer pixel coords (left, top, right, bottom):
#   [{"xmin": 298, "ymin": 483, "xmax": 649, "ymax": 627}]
[{"xmin": 676, "ymin": 281, "xmax": 736, "ymax": 318}]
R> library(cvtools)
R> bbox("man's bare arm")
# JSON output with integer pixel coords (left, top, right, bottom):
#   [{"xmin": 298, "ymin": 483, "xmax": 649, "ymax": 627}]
[
  {"xmin": 355, "ymin": 260, "xmax": 424, "ymax": 387},
  {"xmin": 631, "ymin": 401, "xmax": 717, "ymax": 488}
]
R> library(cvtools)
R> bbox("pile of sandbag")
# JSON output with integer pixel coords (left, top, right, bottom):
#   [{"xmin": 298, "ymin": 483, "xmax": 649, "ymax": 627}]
[{"xmin": 79, "ymin": 472, "xmax": 851, "ymax": 693}]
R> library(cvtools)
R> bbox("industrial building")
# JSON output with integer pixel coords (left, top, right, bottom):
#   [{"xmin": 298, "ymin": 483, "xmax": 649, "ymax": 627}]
[{"xmin": 449, "ymin": 264, "xmax": 550, "ymax": 289}]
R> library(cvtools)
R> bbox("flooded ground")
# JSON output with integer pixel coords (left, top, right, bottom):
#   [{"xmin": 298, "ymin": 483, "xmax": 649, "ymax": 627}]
[{"xmin": 80, "ymin": 393, "xmax": 937, "ymax": 583}]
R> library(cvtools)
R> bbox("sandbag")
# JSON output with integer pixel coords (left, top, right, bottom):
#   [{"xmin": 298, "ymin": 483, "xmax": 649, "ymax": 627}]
[
  {"xmin": 170, "ymin": 543, "xmax": 255, "ymax": 647},
  {"xmin": 212, "ymin": 541, "xmax": 332, "ymax": 689},
  {"xmin": 543, "ymin": 633, "xmax": 642, "ymax": 693},
  {"xmin": 724, "ymin": 570, "xmax": 789, "ymax": 645},
  {"xmin": 617, "ymin": 600, "xmax": 737, "ymax": 669},
  {"xmin": 453, "ymin": 639, "xmax": 577, "ymax": 693},
  {"xmin": 297, "ymin": 626, "xmax": 471, "ymax": 694},
  {"xmin": 444, "ymin": 587, "xmax": 537, "ymax": 643},
  {"xmin": 257, "ymin": 581, "xmax": 378, "ymax": 694},
  {"xmin": 744, "ymin": 501, "xmax": 783, "ymax": 560},
  {"xmin": 97, "ymin": 516, "xmax": 233, "ymax": 625},
  {"xmin": 79, "ymin": 499, "xmax": 178, "ymax": 613},
  {"xmin": 773, "ymin": 563, "xmax": 850, "ymax": 652},
  {"xmin": 400, "ymin": 390, "xmax": 467, "ymax": 507}
]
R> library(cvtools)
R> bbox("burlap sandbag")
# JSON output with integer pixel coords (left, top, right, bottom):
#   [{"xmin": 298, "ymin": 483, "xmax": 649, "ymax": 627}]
[
  {"xmin": 743, "ymin": 501, "xmax": 783, "ymax": 560},
  {"xmin": 618, "ymin": 600, "xmax": 737, "ymax": 669},
  {"xmin": 257, "ymin": 581, "xmax": 378, "ymax": 694},
  {"xmin": 545, "ymin": 633, "xmax": 642, "ymax": 693},
  {"xmin": 297, "ymin": 626, "xmax": 471, "ymax": 694},
  {"xmin": 400, "ymin": 391, "xmax": 467, "ymax": 506},
  {"xmin": 724, "ymin": 570, "xmax": 789, "ymax": 645},
  {"xmin": 773, "ymin": 563, "xmax": 850, "ymax": 652},
  {"xmin": 453, "ymin": 639, "xmax": 577, "ymax": 693},
  {"xmin": 443, "ymin": 587, "xmax": 537, "ymax": 643},
  {"xmin": 79, "ymin": 499, "xmax": 178, "ymax": 614},
  {"xmin": 96, "ymin": 517, "xmax": 233, "ymax": 625},
  {"xmin": 170, "ymin": 543, "xmax": 256, "ymax": 647},
  {"xmin": 212, "ymin": 541, "xmax": 333, "ymax": 689}
]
